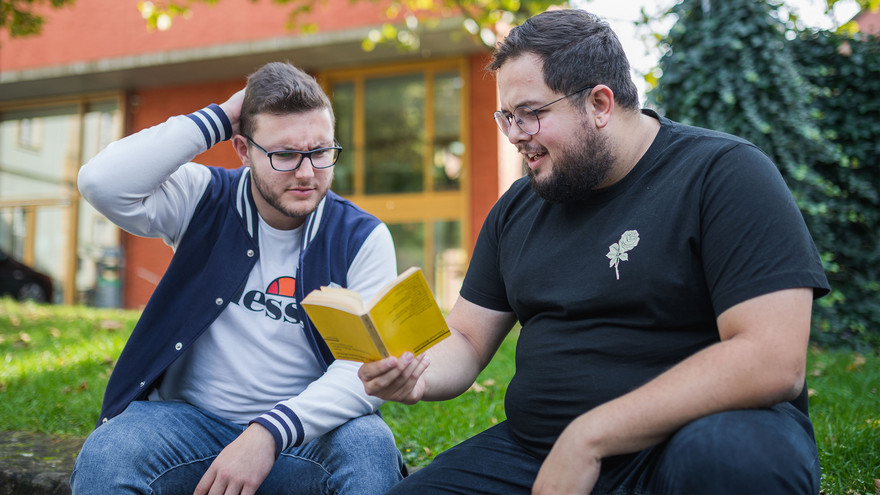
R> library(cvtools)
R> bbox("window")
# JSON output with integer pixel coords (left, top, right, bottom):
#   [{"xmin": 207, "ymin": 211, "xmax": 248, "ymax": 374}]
[
  {"xmin": 322, "ymin": 60, "xmax": 470, "ymax": 310},
  {"xmin": 17, "ymin": 118, "xmax": 43, "ymax": 150},
  {"xmin": 0, "ymin": 96, "xmax": 123, "ymax": 305}
]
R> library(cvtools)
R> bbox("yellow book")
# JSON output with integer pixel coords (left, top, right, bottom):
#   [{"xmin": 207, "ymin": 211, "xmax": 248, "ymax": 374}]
[{"xmin": 301, "ymin": 267, "xmax": 451, "ymax": 362}]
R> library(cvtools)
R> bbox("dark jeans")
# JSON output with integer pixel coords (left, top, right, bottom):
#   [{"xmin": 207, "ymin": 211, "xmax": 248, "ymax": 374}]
[{"xmin": 389, "ymin": 402, "xmax": 820, "ymax": 494}]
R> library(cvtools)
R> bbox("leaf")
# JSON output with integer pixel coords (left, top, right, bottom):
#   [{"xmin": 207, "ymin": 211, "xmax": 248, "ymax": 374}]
[
  {"xmin": 845, "ymin": 354, "xmax": 866, "ymax": 372},
  {"xmin": 100, "ymin": 320, "xmax": 124, "ymax": 332},
  {"xmin": 468, "ymin": 381, "xmax": 487, "ymax": 393}
]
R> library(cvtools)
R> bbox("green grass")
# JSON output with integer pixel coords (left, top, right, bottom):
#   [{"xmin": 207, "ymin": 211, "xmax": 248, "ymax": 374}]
[
  {"xmin": 1, "ymin": 299, "xmax": 877, "ymax": 493},
  {"xmin": 808, "ymin": 348, "xmax": 880, "ymax": 494}
]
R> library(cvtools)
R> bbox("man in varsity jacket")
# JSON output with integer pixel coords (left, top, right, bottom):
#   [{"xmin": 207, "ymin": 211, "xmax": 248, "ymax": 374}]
[{"xmin": 71, "ymin": 62, "xmax": 404, "ymax": 494}]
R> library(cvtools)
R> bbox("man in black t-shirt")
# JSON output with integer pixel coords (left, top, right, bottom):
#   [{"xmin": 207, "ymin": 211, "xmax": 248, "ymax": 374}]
[{"xmin": 360, "ymin": 9, "xmax": 829, "ymax": 494}]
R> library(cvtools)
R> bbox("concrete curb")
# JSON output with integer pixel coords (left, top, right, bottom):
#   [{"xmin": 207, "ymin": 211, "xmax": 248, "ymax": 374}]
[{"xmin": 0, "ymin": 431, "xmax": 82, "ymax": 495}]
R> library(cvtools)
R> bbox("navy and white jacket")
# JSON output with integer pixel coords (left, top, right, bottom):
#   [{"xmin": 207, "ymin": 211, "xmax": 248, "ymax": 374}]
[{"xmin": 78, "ymin": 104, "xmax": 396, "ymax": 455}]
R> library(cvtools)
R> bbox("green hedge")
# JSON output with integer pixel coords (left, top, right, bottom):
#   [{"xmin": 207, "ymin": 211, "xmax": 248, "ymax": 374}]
[
  {"xmin": 791, "ymin": 29, "xmax": 880, "ymax": 348},
  {"xmin": 648, "ymin": 0, "xmax": 880, "ymax": 348}
]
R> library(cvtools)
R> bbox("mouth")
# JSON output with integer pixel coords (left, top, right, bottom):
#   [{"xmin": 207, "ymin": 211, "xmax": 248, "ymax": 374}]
[
  {"xmin": 522, "ymin": 150, "xmax": 547, "ymax": 170},
  {"xmin": 287, "ymin": 185, "xmax": 315, "ymax": 197}
]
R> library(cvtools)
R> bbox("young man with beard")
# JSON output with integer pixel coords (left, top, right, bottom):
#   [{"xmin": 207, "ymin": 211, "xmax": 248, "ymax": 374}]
[
  {"xmin": 72, "ymin": 62, "xmax": 404, "ymax": 494},
  {"xmin": 359, "ymin": 9, "xmax": 829, "ymax": 494}
]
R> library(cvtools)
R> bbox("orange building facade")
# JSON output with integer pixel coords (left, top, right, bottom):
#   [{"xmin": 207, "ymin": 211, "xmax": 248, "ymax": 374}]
[{"xmin": 0, "ymin": 0, "xmax": 521, "ymax": 310}]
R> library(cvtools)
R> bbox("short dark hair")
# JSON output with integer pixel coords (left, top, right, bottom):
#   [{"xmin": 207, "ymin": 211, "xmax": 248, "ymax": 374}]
[
  {"xmin": 487, "ymin": 9, "xmax": 640, "ymax": 111},
  {"xmin": 240, "ymin": 62, "xmax": 334, "ymax": 138}
]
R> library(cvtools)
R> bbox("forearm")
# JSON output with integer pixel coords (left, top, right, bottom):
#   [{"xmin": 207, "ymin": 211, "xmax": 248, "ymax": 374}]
[
  {"xmin": 420, "ymin": 296, "xmax": 516, "ymax": 401},
  {"xmin": 419, "ymin": 327, "xmax": 491, "ymax": 401},
  {"xmin": 359, "ymin": 296, "xmax": 516, "ymax": 405},
  {"xmin": 572, "ymin": 334, "xmax": 805, "ymax": 459},
  {"xmin": 77, "ymin": 106, "xmax": 227, "ymax": 238},
  {"xmin": 253, "ymin": 360, "xmax": 384, "ymax": 455}
]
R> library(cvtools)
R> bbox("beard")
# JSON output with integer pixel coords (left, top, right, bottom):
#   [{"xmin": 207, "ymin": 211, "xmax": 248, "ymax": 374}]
[
  {"xmin": 250, "ymin": 164, "xmax": 332, "ymax": 220},
  {"xmin": 527, "ymin": 123, "xmax": 615, "ymax": 203}
]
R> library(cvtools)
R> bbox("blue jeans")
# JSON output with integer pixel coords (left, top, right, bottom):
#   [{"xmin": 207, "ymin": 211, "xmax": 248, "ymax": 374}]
[
  {"xmin": 389, "ymin": 403, "xmax": 820, "ymax": 494},
  {"xmin": 70, "ymin": 401, "xmax": 404, "ymax": 494}
]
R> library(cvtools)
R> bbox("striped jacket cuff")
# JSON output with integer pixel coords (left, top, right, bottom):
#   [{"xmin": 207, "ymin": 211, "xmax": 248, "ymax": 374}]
[
  {"xmin": 185, "ymin": 103, "xmax": 233, "ymax": 148},
  {"xmin": 251, "ymin": 404, "xmax": 305, "ymax": 457}
]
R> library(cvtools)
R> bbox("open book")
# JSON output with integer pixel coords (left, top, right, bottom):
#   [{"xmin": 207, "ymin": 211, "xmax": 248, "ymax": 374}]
[{"xmin": 301, "ymin": 267, "xmax": 451, "ymax": 362}]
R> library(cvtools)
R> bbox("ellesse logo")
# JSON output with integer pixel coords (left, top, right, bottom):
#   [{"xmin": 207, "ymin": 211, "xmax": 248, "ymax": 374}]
[
  {"xmin": 234, "ymin": 276, "xmax": 301, "ymax": 324},
  {"xmin": 267, "ymin": 276, "xmax": 296, "ymax": 297}
]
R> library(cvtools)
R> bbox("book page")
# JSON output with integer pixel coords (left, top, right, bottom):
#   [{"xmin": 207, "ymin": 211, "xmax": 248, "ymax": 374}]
[
  {"xmin": 368, "ymin": 268, "xmax": 450, "ymax": 357},
  {"xmin": 302, "ymin": 286, "xmax": 365, "ymax": 314},
  {"xmin": 300, "ymin": 304, "xmax": 385, "ymax": 362}
]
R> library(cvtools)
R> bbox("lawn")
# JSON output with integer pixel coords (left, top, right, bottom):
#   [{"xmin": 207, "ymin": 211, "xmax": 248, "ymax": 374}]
[{"xmin": 1, "ymin": 299, "xmax": 877, "ymax": 493}]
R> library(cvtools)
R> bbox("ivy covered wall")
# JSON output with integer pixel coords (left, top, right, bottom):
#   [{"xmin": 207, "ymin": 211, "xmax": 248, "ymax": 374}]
[{"xmin": 649, "ymin": 0, "xmax": 880, "ymax": 348}]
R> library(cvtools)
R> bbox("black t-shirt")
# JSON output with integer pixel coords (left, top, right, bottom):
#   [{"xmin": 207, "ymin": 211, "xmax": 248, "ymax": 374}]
[{"xmin": 460, "ymin": 111, "xmax": 830, "ymax": 458}]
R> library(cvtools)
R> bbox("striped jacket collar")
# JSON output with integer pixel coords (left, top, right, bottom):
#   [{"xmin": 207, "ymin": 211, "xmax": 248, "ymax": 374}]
[{"xmin": 233, "ymin": 167, "xmax": 327, "ymax": 248}]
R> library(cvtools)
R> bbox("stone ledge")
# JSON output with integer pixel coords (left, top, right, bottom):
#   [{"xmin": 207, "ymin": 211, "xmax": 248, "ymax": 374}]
[
  {"xmin": 0, "ymin": 431, "xmax": 83, "ymax": 495},
  {"xmin": 0, "ymin": 430, "xmax": 420, "ymax": 494}
]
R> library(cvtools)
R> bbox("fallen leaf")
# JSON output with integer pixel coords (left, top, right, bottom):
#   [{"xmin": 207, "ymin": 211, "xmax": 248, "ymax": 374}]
[
  {"xmin": 100, "ymin": 320, "xmax": 124, "ymax": 331},
  {"xmin": 49, "ymin": 327, "xmax": 61, "ymax": 338},
  {"xmin": 808, "ymin": 388, "xmax": 816, "ymax": 398},
  {"xmin": 845, "ymin": 354, "xmax": 866, "ymax": 372},
  {"xmin": 468, "ymin": 382, "xmax": 486, "ymax": 393},
  {"xmin": 18, "ymin": 332, "xmax": 31, "ymax": 344},
  {"xmin": 77, "ymin": 381, "xmax": 89, "ymax": 392},
  {"xmin": 874, "ymin": 478, "xmax": 879, "ymax": 493}
]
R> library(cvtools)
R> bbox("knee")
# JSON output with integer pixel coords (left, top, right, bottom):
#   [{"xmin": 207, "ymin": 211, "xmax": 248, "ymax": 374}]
[
  {"xmin": 330, "ymin": 414, "xmax": 400, "ymax": 459},
  {"xmin": 657, "ymin": 408, "xmax": 820, "ymax": 494},
  {"xmin": 71, "ymin": 425, "xmax": 138, "ymax": 493},
  {"xmin": 316, "ymin": 415, "xmax": 404, "ymax": 491}
]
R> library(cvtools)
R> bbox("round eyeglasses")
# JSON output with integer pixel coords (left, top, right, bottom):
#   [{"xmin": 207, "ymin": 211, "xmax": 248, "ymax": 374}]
[
  {"xmin": 493, "ymin": 85, "xmax": 595, "ymax": 137},
  {"xmin": 244, "ymin": 136, "xmax": 342, "ymax": 172}
]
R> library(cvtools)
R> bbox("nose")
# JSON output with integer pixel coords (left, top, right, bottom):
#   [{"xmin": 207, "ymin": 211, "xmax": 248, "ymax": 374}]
[
  {"xmin": 506, "ymin": 122, "xmax": 531, "ymax": 145},
  {"xmin": 294, "ymin": 159, "xmax": 316, "ymax": 179}
]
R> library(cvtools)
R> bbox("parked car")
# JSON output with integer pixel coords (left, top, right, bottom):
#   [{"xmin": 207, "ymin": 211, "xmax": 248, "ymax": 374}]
[{"xmin": 0, "ymin": 249, "xmax": 54, "ymax": 303}]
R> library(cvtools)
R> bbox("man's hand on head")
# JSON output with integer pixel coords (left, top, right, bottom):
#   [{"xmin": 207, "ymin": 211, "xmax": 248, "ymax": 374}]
[{"xmin": 219, "ymin": 88, "xmax": 246, "ymax": 137}]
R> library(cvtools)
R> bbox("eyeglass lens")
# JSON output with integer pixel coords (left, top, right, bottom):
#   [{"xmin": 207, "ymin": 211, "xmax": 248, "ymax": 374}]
[
  {"xmin": 494, "ymin": 108, "xmax": 541, "ymax": 137},
  {"xmin": 270, "ymin": 148, "xmax": 340, "ymax": 171},
  {"xmin": 493, "ymin": 85, "xmax": 594, "ymax": 137}
]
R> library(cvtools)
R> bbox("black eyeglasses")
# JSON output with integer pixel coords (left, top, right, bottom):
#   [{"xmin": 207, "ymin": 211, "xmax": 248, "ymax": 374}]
[
  {"xmin": 244, "ymin": 136, "xmax": 342, "ymax": 172},
  {"xmin": 493, "ymin": 85, "xmax": 595, "ymax": 137}
]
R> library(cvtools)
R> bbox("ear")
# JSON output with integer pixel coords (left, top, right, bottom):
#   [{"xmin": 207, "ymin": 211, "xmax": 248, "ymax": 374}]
[
  {"xmin": 589, "ymin": 85, "xmax": 614, "ymax": 129},
  {"xmin": 231, "ymin": 135, "xmax": 250, "ymax": 166}
]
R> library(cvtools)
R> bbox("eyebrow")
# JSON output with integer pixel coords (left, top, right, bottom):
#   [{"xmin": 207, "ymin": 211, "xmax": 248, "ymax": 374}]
[{"xmin": 268, "ymin": 140, "xmax": 336, "ymax": 151}]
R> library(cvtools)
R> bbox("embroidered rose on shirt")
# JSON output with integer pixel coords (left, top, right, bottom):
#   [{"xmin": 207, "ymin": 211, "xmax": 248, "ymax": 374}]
[{"xmin": 607, "ymin": 230, "xmax": 640, "ymax": 280}]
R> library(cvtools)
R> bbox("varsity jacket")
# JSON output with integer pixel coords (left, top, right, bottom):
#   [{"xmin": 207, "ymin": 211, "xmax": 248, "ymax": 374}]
[{"xmin": 78, "ymin": 104, "xmax": 391, "ymax": 455}]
